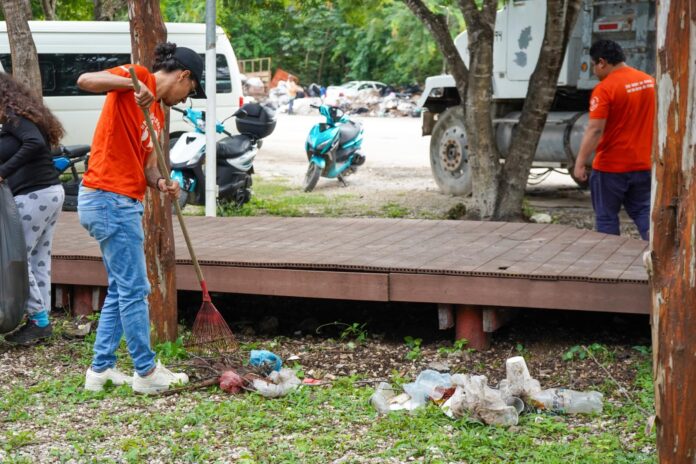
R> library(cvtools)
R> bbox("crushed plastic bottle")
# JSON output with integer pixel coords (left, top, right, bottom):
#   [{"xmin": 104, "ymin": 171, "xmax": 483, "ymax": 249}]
[
  {"xmin": 529, "ymin": 388, "xmax": 604, "ymax": 414},
  {"xmin": 402, "ymin": 369, "xmax": 452, "ymax": 407}
]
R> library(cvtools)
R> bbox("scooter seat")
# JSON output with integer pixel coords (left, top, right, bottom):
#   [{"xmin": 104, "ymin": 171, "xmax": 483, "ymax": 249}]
[
  {"xmin": 63, "ymin": 145, "xmax": 91, "ymax": 158},
  {"xmin": 338, "ymin": 122, "xmax": 361, "ymax": 146},
  {"xmin": 217, "ymin": 135, "xmax": 252, "ymax": 159}
]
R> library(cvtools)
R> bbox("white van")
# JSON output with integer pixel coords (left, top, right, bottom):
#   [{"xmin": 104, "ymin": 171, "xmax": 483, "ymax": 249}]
[{"xmin": 0, "ymin": 21, "xmax": 244, "ymax": 145}]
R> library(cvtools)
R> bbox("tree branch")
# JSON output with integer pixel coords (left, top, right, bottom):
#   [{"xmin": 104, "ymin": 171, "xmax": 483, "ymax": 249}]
[{"xmin": 402, "ymin": 0, "xmax": 468, "ymax": 93}]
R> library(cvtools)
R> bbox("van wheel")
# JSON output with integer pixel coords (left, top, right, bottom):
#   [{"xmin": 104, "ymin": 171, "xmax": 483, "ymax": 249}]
[{"xmin": 429, "ymin": 106, "xmax": 472, "ymax": 196}]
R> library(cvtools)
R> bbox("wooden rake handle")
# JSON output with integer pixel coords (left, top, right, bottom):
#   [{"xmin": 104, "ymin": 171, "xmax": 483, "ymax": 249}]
[{"xmin": 128, "ymin": 67, "xmax": 210, "ymax": 300}]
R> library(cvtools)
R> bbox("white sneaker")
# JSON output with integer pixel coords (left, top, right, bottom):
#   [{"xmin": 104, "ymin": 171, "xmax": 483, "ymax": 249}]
[
  {"xmin": 85, "ymin": 367, "xmax": 133, "ymax": 392},
  {"xmin": 132, "ymin": 361, "xmax": 189, "ymax": 395}
]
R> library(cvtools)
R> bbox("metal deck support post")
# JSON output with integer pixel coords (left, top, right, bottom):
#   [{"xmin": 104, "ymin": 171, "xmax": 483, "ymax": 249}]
[{"xmin": 455, "ymin": 305, "xmax": 490, "ymax": 350}]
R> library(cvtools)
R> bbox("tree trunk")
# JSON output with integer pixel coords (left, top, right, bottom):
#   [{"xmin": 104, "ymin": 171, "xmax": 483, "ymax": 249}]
[
  {"xmin": 127, "ymin": 0, "xmax": 177, "ymax": 343},
  {"xmin": 495, "ymin": 0, "xmax": 582, "ymax": 220},
  {"xmin": 460, "ymin": 0, "xmax": 499, "ymax": 219},
  {"xmin": 0, "ymin": 0, "xmax": 42, "ymax": 97},
  {"xmin": 651, "ymin": 0, "xmax": 696, "ymax": 460},
  {"xmin": 94, "ymin": 0, "xmax": 126, "ymax": 21},
  {"xmin": 40, "ymin": 0, "xmax": 56, "ymax": 20},
  {"xmin": 404, "ymin": 0, "xmax": 581, "ymax": 221},
  {"xmin": 317, "ymin": 28, "xmax": 330, "ymax": 84}
]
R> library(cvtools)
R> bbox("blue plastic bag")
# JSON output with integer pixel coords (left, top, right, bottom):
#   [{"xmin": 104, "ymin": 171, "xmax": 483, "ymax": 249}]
[
  {"xmin": 0, "ymin": 182, "xmax": 28, "ymax": 334},
  {"xmin": 249, "ymin": 350, "xmax": 282, "ymax": 372}
]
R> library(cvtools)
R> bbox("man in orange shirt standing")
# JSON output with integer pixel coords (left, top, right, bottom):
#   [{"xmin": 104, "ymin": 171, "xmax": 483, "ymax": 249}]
[
  {"xmin": 76, "ymin": 43, "xmax": 204, "ymax": 394},
  {"xmin": 574, "ymin": 40, "xmax": 654, "ymax": 240}
]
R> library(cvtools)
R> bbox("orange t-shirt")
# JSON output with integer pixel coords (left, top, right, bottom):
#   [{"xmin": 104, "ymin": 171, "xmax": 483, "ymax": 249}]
[
  {"xmin": 82, "ymin": 64, "xmax": 164, "ymax": 201},
  {"xmin": 589, "ymin": 66, "xmax": 655, "ymax": 172}
]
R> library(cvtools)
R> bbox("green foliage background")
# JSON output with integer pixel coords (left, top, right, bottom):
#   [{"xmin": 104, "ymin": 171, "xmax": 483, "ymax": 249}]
[
  {"xmin": 12, "ymin": 0, "xmax": 464, "ymax": 86},
  {"xmin": 162, "ymin": 0, "xmax": 461, "ymax": 85}
]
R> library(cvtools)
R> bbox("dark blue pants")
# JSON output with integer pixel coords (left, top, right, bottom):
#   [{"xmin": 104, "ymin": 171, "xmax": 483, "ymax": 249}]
[{"xmin": 590, "ymin": 170, "xmax": 650, "ymax": 240}]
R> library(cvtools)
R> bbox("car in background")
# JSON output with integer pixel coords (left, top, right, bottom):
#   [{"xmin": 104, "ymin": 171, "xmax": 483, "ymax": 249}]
[{"xmin": 325, "ymin": 80, "xmax": 387, "ymax": 100}]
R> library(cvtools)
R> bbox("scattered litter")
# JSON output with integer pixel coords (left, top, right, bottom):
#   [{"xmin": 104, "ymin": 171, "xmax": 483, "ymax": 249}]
[
  {"xmin": 427, "ymin": 361, "xmax": 451, "ymax": 373},
  {"xmin": 286, "ymin": 354, "xmax": 301, "ymax": 362},
  {"xmin": 219, "ymin": 370, "xmax": 244, "ymax": 394},
  {"xmin": 498, "ymin": 356, "xmax": 541, "ymax": 400},
  {"xmin": 370, "ymin": 382, "xmax": 422, "ymax": 414},
  {"xmin": 370, "ymin": 355, "xmax": 604, "ymax": 426},
  {"xmin": 529, "ymin": 388, "xmax": 603, "ymax": 414},
  {"xmin": 403, "ymin": 369, "xmax": 452, "ymax": 408},
  {"xmin": 252, "ymin": 368, "xmax": 301, "ymax": 398},
  {"xmin": 62, "ymin": 317, "xmax": 93, "ymax": 339},
  {"xmin": 249, "ymin": 350, "xmax": 282, "ymax": 373},
  {"xmin": 444, "ymin": 374, "xmax": 521, "ymax": 426},
  {"xmin": 302, "ymin": 378, "xmax": 326, "ymax": 386},
  {"xmin": 370, "ymin": 382, "xmax": 396, "ymax": 414},
  {"xmin": 530, "ymin": 213, "xmax": 552, "ymax": 224},
  {"xmin": 262, "ymin": 79, "xmax": 421, "ymax": 118}
]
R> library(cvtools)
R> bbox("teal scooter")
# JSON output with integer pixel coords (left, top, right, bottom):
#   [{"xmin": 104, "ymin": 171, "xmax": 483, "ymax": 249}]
[{"xmin": 303, "ymin": 105, "xmax": 365, "ymax": 192}]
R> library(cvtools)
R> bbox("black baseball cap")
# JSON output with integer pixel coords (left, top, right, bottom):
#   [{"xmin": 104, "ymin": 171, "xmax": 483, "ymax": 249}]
[{"xmin": 173, "ymin": 46, "xmax": 206, "ymax": 99}]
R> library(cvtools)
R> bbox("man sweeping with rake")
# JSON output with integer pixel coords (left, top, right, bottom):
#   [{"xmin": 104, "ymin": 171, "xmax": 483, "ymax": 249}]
[{"xmin": 76, "ymin": 43, "xmax": 202, "ymax": 394}]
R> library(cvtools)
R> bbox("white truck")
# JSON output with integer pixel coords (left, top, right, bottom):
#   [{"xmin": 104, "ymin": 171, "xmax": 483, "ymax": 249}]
[{"xmin": 417, "ymin": 0, "xmax": 656, "ymax": 195}]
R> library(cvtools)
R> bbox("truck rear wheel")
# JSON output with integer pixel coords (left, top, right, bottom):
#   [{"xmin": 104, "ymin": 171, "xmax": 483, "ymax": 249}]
[{"xmin": 429, "ymin": 106, "xmax": 472, "ymax": 196}]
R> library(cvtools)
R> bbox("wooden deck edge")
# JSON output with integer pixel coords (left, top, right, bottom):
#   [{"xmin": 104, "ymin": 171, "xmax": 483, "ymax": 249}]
[
  {"xmin": 388, "ymin": 273, "xmax": 649, "ymax": 314},
  {"xmin": 51, "ymin": 259, "xmax": 649, "ymax": 313},
  {"xmin": 51, "ymin": 259, "xmax": 389, "ymax": 302}
]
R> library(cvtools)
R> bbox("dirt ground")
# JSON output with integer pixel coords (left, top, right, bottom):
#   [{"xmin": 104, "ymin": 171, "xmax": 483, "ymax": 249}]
[{"xmin": 258, "ymin": 114, "xmax": 644, "ymax": 238}]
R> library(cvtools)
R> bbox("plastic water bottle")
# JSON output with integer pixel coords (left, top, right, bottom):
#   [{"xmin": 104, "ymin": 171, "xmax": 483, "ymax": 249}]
[{"xmin": 530, "ymin": 388, "xmax": 603, "ymax": 414}]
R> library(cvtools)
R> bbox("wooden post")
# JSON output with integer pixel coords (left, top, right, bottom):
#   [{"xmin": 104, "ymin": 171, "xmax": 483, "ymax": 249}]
[
  {"xmin": 71, "ymin": 286, "xmax": 106, "ymax": 317},
  {"xmin": 454, "ymin": 305, "xmax": 490, "ymax": 350},
  {"xmin": 127, "ymin": 0, "xmax": 177, "ymax": 342},
  {"xmin": 651, "ymin": 1, "xmax": 696, "ymax": 460}
]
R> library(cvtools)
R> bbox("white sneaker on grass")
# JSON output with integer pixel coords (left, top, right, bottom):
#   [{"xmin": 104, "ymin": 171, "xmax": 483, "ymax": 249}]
[
  {"xmin": 132, "ymin": 361, "xmax": 189, "ymax": 395},
  {"xmin": 85, "ymin": 367, "xmax": 133, "ymax": 392}
]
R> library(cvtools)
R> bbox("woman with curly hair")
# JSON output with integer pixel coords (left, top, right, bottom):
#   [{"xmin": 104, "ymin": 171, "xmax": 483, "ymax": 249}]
[{"xmin": 0, "ymin": 72, "xmax": 65, "ymax": 345}]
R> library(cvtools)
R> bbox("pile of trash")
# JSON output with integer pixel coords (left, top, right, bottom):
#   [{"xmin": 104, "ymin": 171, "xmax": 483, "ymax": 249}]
[
  {"xmin": 216, "ymin": 350, "xmax": 302, "ymax": 398},
  {"xmin": 257, "ymin": 79, "xmax": 421, "ymax": 118},
  {"xmin": 370, "ymin": 356, "xmax": 604, "ymax": 426}
]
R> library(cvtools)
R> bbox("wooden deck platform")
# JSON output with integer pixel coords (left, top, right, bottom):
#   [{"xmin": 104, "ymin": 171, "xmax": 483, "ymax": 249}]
[{"xmin": 51, "ymin": 213, "xmax": 650, "ymax": 348}]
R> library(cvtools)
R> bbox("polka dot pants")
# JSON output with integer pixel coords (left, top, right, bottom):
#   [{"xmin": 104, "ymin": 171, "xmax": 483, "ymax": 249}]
[{"xmin": 14, "ymin": 184, "xmax": 64, "ymax": 317}]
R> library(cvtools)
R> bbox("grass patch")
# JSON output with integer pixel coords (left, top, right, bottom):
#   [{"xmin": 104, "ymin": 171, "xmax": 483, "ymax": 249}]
[
  {"xmin": 0, "ymin": 336, "xmax": 656, "ymax": 463},
  {"xmin": 212, "ymin": 177, "xmax": 355, "ymax": 218},
  {"xmin": 180, "ymin": 176, "xmax": 455, "ymax": 219}
]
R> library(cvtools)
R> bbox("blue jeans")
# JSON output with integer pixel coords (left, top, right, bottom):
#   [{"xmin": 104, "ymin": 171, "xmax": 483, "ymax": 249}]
[
  {"xmin": 77, "ymin": 187, "xmax": 156, "ymax": 376},
  {"xmin": 590, "ymin": 170, "xmax": 651, "ymax": 240}
]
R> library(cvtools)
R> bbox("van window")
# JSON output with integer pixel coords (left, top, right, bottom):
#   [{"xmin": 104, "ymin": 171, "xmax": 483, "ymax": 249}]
[
  {"xmin": 2, "ymin": 53, "xmax": 233, "ymax": 95},
  {"xmin": 0, "ymin": 53, "xmax": 130, "ymax": 96},
  {"xmin": 198, "ymin": 54, "xmax": 232, "ymax": 94}
]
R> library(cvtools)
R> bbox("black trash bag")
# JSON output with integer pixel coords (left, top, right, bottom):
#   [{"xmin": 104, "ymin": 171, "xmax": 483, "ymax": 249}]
[{"xmin": 0, "ymin": 182, "xmax": 28, "ymax": 334}]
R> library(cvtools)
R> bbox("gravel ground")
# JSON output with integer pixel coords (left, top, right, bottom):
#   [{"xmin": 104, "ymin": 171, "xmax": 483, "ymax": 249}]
[{"xmin": 0, "ymin": 308, "xmax": 654, "ymax": 462}]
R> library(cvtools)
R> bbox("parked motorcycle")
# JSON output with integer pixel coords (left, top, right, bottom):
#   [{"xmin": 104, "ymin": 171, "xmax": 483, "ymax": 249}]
[
  {"xmin": 303, "ymin": 104, "xmax": 365, "ymax": 192},
  {"xmin": 169, "ymin": 103, "xmax": 277, "ymax": 208},
  {"xmin": 52, "ymin": 144, "xmax": 90, "ymax": 211}
]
